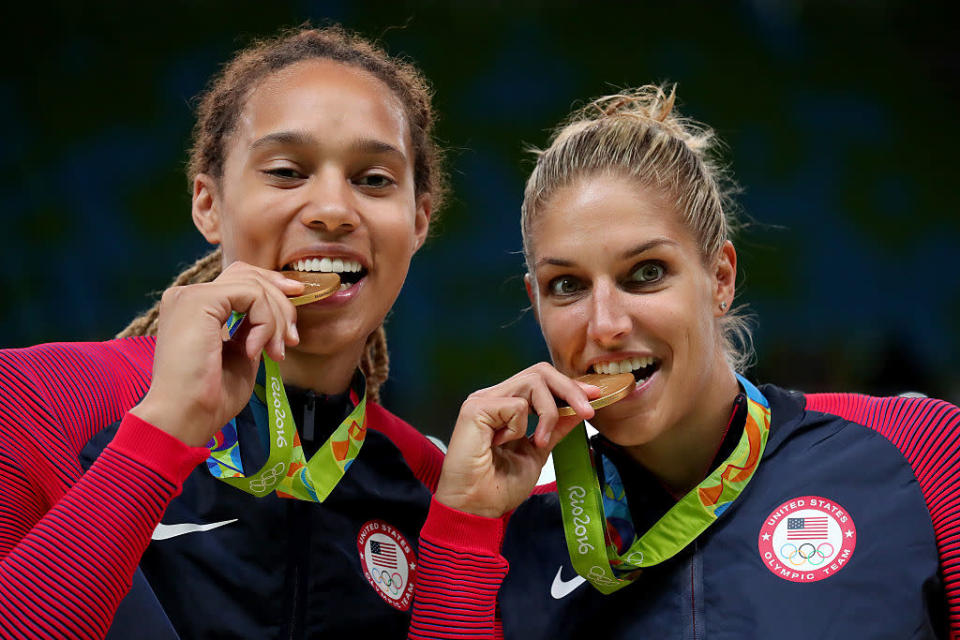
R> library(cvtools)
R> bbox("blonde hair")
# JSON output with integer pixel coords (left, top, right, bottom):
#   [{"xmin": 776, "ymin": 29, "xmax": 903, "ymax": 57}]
[
  {"xmin": 116, "ymin": 253, "xmax": 392, "ymax": 404},
  {"xmin": 521, "ymin": 84, "xmax": 753, "ymax": 371}
]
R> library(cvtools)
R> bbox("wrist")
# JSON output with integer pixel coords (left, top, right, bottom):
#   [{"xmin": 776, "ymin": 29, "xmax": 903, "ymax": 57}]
[
  {"xmin": 434, "ymin": 487, "xmax": 507, "ymax": 519},
  {"xmin": 130, "ymin": 392, "xmax": 209, "ymax": 447}
]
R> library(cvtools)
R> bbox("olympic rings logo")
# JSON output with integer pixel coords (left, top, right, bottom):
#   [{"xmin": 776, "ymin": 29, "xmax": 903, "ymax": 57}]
[
  {"xmin": 779, "ymin": 542, "xmax": 834, "ymax": 567},
  {"xmin": 371, "ymin": 567, "xmax": 404, "ymax": 596},
  {"xmin": 586, "ymin": 565, "xmax": 618, "ymax": 586},
  {"xmin": 249, "ymin": 462, "xmax": 286, "ymax": 493},
  {"xmin": 625, "ymin": 551, "xmax": 644, "ymax": 567}
]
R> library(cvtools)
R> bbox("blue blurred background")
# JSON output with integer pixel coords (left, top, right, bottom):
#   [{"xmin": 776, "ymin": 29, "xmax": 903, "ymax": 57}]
[{"xmin": 1, "ymin": 1, "xmax": 957, "ymax": 438}]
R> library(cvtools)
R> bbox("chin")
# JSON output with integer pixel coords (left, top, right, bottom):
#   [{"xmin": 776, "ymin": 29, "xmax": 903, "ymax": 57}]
[{"xmin": 590, "ymin": 397, "xmax": 666, "ymax": 447}]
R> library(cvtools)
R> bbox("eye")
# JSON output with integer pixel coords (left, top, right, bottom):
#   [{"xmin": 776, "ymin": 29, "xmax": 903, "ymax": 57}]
[
  {"xmin": 263, "ymin": 167, "xmax": 305, "ymax": 181},
  {"xmin": 547, "ymin": 276, "xmax": 584, "ymax": 297},
  {"xmin": 628, "ymin": 261, "xmax": 666, "ymax": 285},
  {"xmin": 354, "ymin": 173, "xmax": 395, "ymax": 189}
]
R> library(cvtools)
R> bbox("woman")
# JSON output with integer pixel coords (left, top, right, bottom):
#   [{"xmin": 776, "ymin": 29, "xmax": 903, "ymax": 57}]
[
  {"xmin": 409, "ymin": 86, "xmax": 960, "ymax": 639},
  {"xmin": 0, "ymin": 26, "xmax": 446, "ymax": 639}
]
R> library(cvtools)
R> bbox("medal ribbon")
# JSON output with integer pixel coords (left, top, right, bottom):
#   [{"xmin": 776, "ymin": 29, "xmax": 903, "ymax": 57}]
[
  {"xmin": 553, "ymin": 374, "xmax": 771, "ymax": 593},
  {"xmin": 203, "ymin": 312, "xmax": 368, "ymax": 502}
]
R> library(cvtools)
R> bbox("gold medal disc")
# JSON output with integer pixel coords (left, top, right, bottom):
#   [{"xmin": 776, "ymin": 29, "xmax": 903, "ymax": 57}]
[
  {"xmin": 284, "ymin": 272, "xmax": 341, "ymax": 306},
  {"xmin": 557, "ymin": 372, "xmax": 636, "ymax": 416}
]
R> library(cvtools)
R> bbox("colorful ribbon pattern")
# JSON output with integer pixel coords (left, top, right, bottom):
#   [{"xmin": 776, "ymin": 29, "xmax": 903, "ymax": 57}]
[
  {"xmin": 205, "ymin": 311, "xmax": 368, "ymax": 502},
  {"xmin": 553, "ymin": 374, "xmax": 771, "ymax": 593}
]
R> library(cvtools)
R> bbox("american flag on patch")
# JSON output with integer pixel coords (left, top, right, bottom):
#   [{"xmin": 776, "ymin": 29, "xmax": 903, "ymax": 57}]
[
  {"xmin": 370, "ymin": 539, "xmax": 398, "ymax": 568},
  {"xmin": 787, "ymin": 516, "xmax": 829, "ymax": 540}
]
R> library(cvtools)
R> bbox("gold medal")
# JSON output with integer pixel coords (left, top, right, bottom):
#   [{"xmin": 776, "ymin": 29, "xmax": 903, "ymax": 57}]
[
  {"xmin": 557, "ymin": 372, "xmax": 635, "ymax": 416},
  {"xmin": 284, "ymin": 272, "xmax": 341, "ymax": 306}
]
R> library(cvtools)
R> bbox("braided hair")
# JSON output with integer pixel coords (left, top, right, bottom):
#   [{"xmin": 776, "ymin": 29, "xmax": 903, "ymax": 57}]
[{"xmin": 118, "ymin": 25, "xmax": 445, "ymax": 404}]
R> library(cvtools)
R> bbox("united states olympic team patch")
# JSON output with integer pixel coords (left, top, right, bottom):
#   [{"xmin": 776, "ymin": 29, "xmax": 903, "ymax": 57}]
[
  {"xmin": 758, "ymin": 496, "xmax": 857, "ymax": 583},
  {"xmin": 357, "ymin": 519, "xmax": 417, "ymax": 610}
]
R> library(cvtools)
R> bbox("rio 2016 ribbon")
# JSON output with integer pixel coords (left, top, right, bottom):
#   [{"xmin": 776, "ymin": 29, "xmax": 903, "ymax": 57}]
[
  {"xmin": 552, "ymin": 374, "xmax": 771, "ymax": 594},
  {"xmin": 203, "ymin": 311, "xmax": 368, "ymax": 502}
]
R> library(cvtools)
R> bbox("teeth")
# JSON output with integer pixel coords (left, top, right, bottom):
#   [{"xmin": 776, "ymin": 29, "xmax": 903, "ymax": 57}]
[
  {"xmin": 593, "ymin": 356, "xmax": 656, "ymax": 375},
  {"xmin": 291, "ymin": 258, "xmax": 363, "ymax": 274}
]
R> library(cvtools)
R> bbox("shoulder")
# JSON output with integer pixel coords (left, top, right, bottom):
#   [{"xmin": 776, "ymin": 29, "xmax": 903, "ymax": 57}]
[
  {"xmin": 0, "ymin": 337, "xmax": 155, "ymax": 377},
  {"xmin": 804, "ymin": 391, "xmax": 960, "ymax": 450},
  {"xmin": 0, "ymin": 338, "xmax": 155, "ymax": 440},
  {"xmin": 366, "ymin": 402, "xmax": 444, "ymax": 493},
  {"xmin": 0, "ymin": 337, "xmax": 155, "ymax": 394},
  {"xmin": 805, "ymin": 390, "xmax": 960, "ymax": 517}
]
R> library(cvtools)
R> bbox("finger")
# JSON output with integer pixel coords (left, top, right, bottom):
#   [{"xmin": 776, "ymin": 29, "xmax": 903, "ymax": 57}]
[
  {"xmin": 209, "ymin": 280, "xmax": 279, "ymax": 360},
  {"xmin": 220, "ymin": 261, "xmax": 304, "ymax": 295},
  {"xmin": 544, "ymin": 414, "xmax": 588, "ymax": 450},
  {"xmin": 257, "ymin": 281, "xmax": 290, "ymax": 361},
  {"xmin": 489, "ymin": 398, "xmax": 532, "ymax": 447},
  {"xmin": 249, "ymin": 267, "xmax": 303, "ymax": 345},
  {"xmin": 222, "ymin": 264, "xmax": 301, "ymax": 345},
  {"xmin": 529, "ymin": 383, "xmax": 561, "ymax": 448},
  {"xmin": 245, "ymin": 271, "xmax": 300, "ymax": 359},
  {"xmin": 526, "ymin": 365, "xmax": 596, "ymax": 420},
  {"xmin": 576, "ymin": 380, "xmax": 604, "ymax": 399}
]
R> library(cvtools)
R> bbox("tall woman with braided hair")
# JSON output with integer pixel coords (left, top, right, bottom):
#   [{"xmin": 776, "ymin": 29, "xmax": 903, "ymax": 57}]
[
  {"xmin": 410, "ymin": 86, "xmax": 960, "ymax": 639},
  {"xmin": 0, "ymin": 25, "xmax": 447, "ymax": 639}
]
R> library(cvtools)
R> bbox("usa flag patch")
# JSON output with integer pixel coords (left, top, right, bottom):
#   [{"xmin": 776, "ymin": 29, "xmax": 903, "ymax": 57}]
[
  {"xmin": 758, "ymin": 496, "xmax": 857, "ymax": 583},
  {"xmin": 357, "ymin": 519, "xmax": 417, "ymax": 610}
]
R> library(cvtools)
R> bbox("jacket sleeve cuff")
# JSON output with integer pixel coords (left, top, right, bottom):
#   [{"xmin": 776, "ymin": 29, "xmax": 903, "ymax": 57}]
[
  {"xmin": 420, "ymin": 497, "xmax": 506, "ymax": 556},
  {"xmin": 108, "ymin": 412, "xmax": 211, "ymax": 486}
]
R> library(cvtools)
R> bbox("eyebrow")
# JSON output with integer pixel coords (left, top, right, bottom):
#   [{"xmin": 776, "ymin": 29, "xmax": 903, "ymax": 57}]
[
  {"xmin": 249, "ymin": 131, "xmax": 407, "ymax": 163},
  {"xmin": 249, "ymin": 130, "xmax": 316, "ymax": 152},
  {"xmin": 534, "ymin": 237, "xmax": 679, "ymax": 269},
  {"xmin": 349, "ymin": 138, "xmax": 407, "ymax": 164}
]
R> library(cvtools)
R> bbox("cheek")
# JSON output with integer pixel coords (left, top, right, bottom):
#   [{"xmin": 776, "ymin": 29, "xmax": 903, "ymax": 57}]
[
  {"xmin": 538, "ymin": 307, "xmax": 584, "ymax": 370},
  {"xmin": 371, "ymin": 198, "xmax": 419, "ymax": 247}
]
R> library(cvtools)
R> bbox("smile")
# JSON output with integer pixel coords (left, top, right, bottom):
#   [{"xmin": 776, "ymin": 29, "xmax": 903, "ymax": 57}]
[
  {"xmin": 285, "ymin": 257, "xmax": 367, "ymax": 292},
  {"xmin": 590, "ymin": 356, "xmax": 661, "ymax": 384}
]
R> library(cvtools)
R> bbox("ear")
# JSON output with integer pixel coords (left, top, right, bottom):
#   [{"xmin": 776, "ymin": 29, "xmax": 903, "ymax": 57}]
[
  {"xmin": 412, "ymin": 193, "xmax": 432, "ymax": 252},
  {"xmin": 713, "ymin": 240, "xmax": 737, "ymax": 316},
  {"xmin": 524, "ymin": 273, "xmax": 540, "ymax": 323},
  {"xmin": 191, "ymin": 173, "xmax": 222, "ymax": 245}
]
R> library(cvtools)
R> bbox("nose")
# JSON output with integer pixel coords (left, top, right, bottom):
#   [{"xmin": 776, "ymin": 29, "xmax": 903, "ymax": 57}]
[
  {"xmin": 586, "ymin": 279, "xmax": 632, "ymax": 348},
  {"xmin": 299, "ymin": 171, "xmax": 360, "ymax": 235}
]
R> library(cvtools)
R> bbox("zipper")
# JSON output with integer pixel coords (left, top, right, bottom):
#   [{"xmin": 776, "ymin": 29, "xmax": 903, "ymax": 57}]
[
  {"xmin": 303, "ymin": 391, "xmax": 316, "ymax": 443},
  {"xmin": 684, "ymin": 540, "xmax": 705, "ymax": 640},
  {"xmin": 288, "ymin": 562, "xmax": 299, "ymax": 640},
  {"xmin": 288, "ymin": 392, "xmax": 317, "ymax": 639}
]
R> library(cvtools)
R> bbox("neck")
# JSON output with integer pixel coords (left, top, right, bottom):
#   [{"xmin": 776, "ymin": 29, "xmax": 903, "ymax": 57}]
[
  {"xmin": 623, "ymin": 362, "xmax": 740, "ymax": 497},
  {"xmin": 277, "ymin": 342, "xmax": 365, "ymax": 395}
]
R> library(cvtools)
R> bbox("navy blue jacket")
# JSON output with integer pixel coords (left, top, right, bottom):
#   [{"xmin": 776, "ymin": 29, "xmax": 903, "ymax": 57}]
[
  {"xmin": 83, "ymin": 387, "xmax": 442, "ymax": 639},
  {"xmin": 413, "ymin": 384, "xmax": 960, "ymax": 639}
]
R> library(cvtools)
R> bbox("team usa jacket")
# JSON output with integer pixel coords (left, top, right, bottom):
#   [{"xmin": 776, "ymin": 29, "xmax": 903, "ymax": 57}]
[
  {"xmin": 410, "ymin": 383, "xmax": 960, "ymax": 640},
  {"xmin": 0, "ymin": 338, "xmax": 443, "ymax": 639}
]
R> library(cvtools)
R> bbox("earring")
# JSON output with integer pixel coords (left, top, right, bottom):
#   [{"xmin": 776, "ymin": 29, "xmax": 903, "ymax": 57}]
[{"xmin": 720, "ymin": 301, "xmax": 728, "ymax": 311}]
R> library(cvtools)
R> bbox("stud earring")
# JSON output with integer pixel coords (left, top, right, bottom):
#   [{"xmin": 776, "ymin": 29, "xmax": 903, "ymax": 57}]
[{"xmin": 720, "ymin": 301, "xmax": 728, "ymax": 311}]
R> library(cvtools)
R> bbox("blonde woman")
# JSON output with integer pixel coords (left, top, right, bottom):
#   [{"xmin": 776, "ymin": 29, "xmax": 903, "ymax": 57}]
[{"xmin": 409, "ymin": 86, "xmax": 960, "ymax": 639}]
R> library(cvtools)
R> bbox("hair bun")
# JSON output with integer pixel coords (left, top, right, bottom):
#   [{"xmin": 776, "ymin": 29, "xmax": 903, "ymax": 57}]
[{"xmin": 577, "ymin": 84, "xmax": 711, "ymax": 157}]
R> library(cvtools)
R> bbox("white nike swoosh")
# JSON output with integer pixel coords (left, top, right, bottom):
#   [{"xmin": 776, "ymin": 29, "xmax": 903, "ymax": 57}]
[
  {"xmin": 152, "ymin": 519, "xmax": 238, "ymax": 541},
  {"xmin": 550, "ymin": 566, "xmax": 587, "ymax": 599}
]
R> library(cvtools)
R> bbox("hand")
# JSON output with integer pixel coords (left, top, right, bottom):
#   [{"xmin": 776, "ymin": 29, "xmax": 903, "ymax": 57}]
[
  {"xmin": 435, "ymin": 363, "xmax": 601, "ymax": 518},
  {"xmin": 130, "ymin": 261, "xmax": 304, "ymax": 447}
]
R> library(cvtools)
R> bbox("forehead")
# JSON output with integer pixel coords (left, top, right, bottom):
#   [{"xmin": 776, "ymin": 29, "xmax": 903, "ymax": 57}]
[
  {"xmin": 530, "ymin": 174, "xmax": 697, "ymax": 259},
  {"xmin": 233, "ymin": 58, "xmax": 410, "ymax": 155}
]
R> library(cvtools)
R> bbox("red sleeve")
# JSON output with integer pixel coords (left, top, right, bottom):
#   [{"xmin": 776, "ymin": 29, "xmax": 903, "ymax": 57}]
[
  {"xmin": 409, "ymin": 498, "xmax": 508, "ymax": 640},
  {"xmin": 0, "ymin": 341, "xmax": 209, "ymax": 639},
  {"xmin": 368, "ymin": 403, "xmax": 444, "ymax": 493},
  {"xmin": 806, "ymin": 393, "xmax": 960, "ymax": 638}
]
